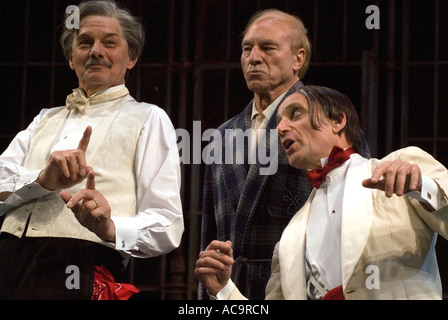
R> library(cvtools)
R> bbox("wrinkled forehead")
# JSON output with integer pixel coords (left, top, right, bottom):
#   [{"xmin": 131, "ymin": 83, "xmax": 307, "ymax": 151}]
[
  {"xmin": 243, "ymin": 18, "xmax": 291, "ymax": 42},
  {"xmin": 275, "ymin": 92, "xmax": 308, "ymax": 124},
  {"xmin": 78, "ymin": 15, "xmax": 124, "ymax": 38},
  {"xmin": 278, "ymin": 92, "xmax": 308, "ymax": 113}
]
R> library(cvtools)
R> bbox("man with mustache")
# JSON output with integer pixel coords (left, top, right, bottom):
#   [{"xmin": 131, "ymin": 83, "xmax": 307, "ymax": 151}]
[
  {"xmin": 0, "ymin": 0, "xmax": 183, "ymax": 299},
  {"xmin": 200, "ymin": 9, "xmax": 370, "ymax": 299},
  {"xmin": 196, "ymin": 85, "xmax": 448, "ymax": 300}
]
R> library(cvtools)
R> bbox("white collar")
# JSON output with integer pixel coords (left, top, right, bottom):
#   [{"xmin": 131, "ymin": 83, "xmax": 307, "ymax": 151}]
[{"xmin": 251, "ymin": 91, "xmax": 287, "ymax": 121}]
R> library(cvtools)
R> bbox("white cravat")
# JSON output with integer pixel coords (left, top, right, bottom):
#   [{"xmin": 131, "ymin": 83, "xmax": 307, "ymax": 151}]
[
  {"xmin": 52, "ymin": 85, "xmax": 128, "ymax": 154},
  {"xmin": 65, "ymin": 86, "xmax": 129, "ymax": 114}
]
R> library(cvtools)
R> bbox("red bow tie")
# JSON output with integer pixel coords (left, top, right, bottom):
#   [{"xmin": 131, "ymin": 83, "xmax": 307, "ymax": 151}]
[{"xmin": 306, "ymin": 146, "xmax": 355, "ymax": 189}]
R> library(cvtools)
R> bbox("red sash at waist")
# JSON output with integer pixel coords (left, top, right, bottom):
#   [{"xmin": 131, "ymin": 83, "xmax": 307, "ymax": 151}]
[
  {"xmin": 322, "ymin": 285, "xmax": 345, "ymax": 300},
  {"xmin": 91, "ymin": 265, "xmax": 140, "ymax": 300}
]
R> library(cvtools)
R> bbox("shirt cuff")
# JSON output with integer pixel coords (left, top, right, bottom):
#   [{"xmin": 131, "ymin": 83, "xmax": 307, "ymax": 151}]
[
  {"xmin": 14, "ymin": 170, "xmax": 53, "ymax": 200},
  {"xmin": 110, "ymin": 216, "xmax": 138, "ymax": 252},
  {"xmin": 208, "ymin": 279, "xmax": 235, "ymax": 300},
  {"xmin": 406, "ymin": 175, "xmax": 443, "ymax": 210}
]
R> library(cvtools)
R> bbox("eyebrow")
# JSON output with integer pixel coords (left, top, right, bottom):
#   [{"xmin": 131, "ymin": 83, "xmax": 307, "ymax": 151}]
[
  {"xmin": 260, "ymin": 39, "xmax": 280, "ymax": 46},
  {"xmin": 242, "ymin": 39, "xmax": 280, "ymax": 48}
]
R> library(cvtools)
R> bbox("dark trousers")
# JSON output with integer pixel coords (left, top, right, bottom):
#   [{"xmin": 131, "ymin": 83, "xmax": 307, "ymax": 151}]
[{"xmin": 0, "ymin": 233, "xmax": 123, "ymax": 300}]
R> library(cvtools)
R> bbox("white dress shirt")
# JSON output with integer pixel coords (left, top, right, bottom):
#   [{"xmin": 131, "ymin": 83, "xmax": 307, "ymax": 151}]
[
  {"xmin": 249, "ymin": 92, "xmax": 286, "ymax": 158},
  {"xmin": 0, "ymin": 85, "xmax": 183, "ymax": 258},
  {"xmin": 305, "ymin": 158, "xmax": 349, "ymax": 299},
  {"xmin": 305, "ymin": 154, "xmax": 443, "ymax": 299}
]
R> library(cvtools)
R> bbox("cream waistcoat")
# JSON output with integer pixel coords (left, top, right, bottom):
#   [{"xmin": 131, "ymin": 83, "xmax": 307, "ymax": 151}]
[{"xmin": 1, "ymin": 94, "xmax": 149, "ymax": 246}]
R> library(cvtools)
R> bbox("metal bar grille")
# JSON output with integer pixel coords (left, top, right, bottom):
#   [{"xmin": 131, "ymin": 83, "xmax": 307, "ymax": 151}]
[{"xmin": 0, "ymin": 0, "xmax": 446, "ymax": 299}]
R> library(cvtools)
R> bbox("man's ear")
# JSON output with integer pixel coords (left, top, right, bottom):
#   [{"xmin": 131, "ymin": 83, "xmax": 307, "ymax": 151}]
[
  {"xmin": 127, "ymin": 56, "xmax": 138, "ymax": 70},
  {"xmin": 332, "ymin": 113, "xmax": 347, "ymax": 136},
  {"xmin": 293, "ymin": 48, "xmax": 306, "ymax": 74},
  {"xmin": 69, "ymin": 56, "xmax": 75, "ymax": 70}
]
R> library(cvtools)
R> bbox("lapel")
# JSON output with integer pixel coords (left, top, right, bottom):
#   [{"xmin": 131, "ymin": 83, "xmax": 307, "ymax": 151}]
[
  {"xmin": 278, "ymin": 154, "xmax": 372, "ymax": 299},
  {"xmin": 340, "ymin": 154, "xmax": 373, "ymax": 289},
  {"xmin": 220, "ymin": 102, "xmax": 252, "ymax": 215},
  {"xmin": 226, "ymin": 81, "xmax": 305, "ymax": 253},
  {"xmin": 232, "ymin": 115, "xmax": 278, "ymax": 252},
  {"xmin": 279, "ymin": 189, "xmax": 315, "ymax": 299}
]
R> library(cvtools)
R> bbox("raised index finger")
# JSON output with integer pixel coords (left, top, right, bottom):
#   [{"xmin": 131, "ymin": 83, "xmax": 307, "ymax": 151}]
[{"xmin": 78, "ymin": 126, "xmax": 92, "ymax": 152}]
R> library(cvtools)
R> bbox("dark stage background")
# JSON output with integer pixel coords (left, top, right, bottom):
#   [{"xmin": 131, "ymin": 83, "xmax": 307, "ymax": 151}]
[{"xmin": 0, "ymin": 0, "xmax": 447, "ymax": 299}]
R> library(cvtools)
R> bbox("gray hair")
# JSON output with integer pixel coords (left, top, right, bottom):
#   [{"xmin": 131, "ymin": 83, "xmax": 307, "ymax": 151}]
[{"xmin": 60, "ymin": 0, "xmax": 145, "ymax": 61}]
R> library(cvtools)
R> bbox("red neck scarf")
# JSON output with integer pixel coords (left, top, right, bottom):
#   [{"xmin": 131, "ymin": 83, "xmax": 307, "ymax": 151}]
[{"xmin": 306, "ymin": 146, "xmax": 355, "ymax": 189}]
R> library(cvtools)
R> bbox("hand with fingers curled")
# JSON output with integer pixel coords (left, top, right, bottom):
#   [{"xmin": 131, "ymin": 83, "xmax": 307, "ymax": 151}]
[
  {"xmin": 362, "ymin": 158, "xmax": 422, "ymax": 198},
  {"xmin": 36, "ymin": 126, "xmax": 93, "ymax": 191},
  {"xmin": 60, "ymin": 170, "xmax": 116, "ymax": 244},
  {"xmin": 195, "ymin": 240, "xmax": 234, "ymax": 297}
]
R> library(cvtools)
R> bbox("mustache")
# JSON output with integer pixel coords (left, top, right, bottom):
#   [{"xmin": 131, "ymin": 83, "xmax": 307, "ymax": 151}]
[{"xmin": 84, "ymin": 58, "xmax": 112, "ymax": 69}]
